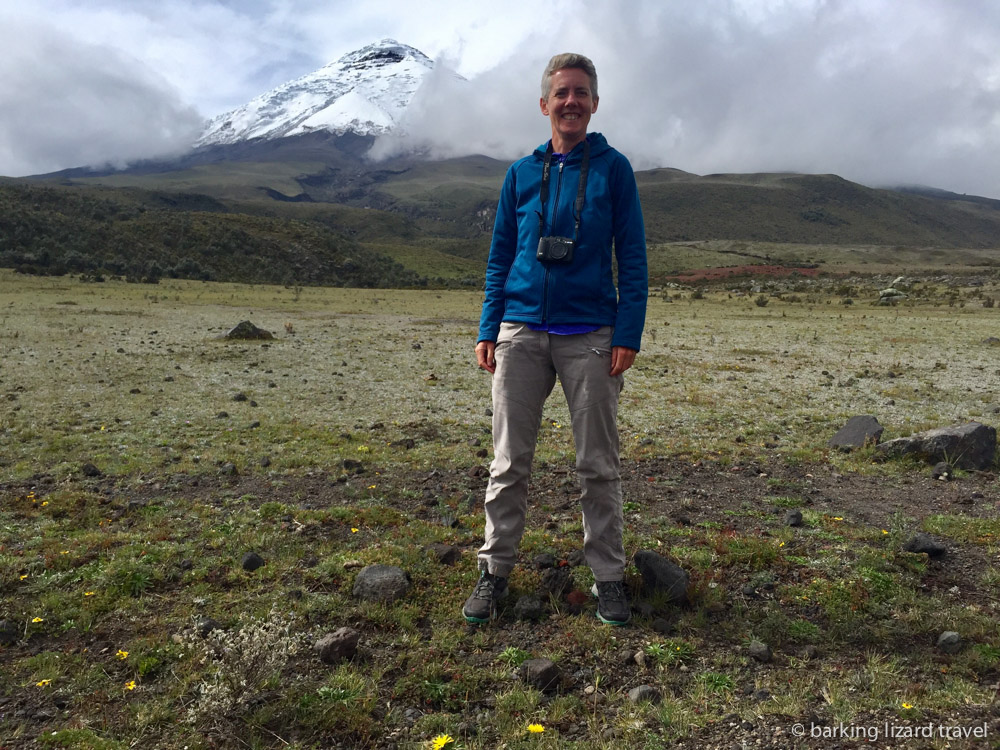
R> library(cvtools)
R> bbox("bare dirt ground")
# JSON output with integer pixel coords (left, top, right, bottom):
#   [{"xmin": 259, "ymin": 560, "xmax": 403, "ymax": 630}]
[{"xmin": 5, "ymin": 457, "xmax": 996, "ymax": 749}]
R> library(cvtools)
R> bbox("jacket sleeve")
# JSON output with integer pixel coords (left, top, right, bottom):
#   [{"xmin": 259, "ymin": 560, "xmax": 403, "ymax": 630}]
[
  {"xmin": 478, "ymin": 164, "xmax": 519, "ymax": 343},
  {"xmin": 609, "ymin": 154, "xmax": 648, "ymax": 351}
]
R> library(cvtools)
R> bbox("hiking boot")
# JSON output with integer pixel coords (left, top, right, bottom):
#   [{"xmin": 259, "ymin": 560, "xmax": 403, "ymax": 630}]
[
  {"xmin": 591, "ymin": 580, "xmax": 631, "ymax": 625},
  {"xmin": 463, "ymin": 571, "xmax": 508, "ymax": 623}
]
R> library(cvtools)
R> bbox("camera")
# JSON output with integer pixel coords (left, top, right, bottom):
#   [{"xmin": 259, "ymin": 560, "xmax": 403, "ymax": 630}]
[{"xmin": 536, "ymin": 236, "xmax": 575, "ymax": 263}]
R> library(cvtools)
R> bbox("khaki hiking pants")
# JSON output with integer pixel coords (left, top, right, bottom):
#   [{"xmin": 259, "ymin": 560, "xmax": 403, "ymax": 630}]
[{"xmin": 478, "ymin": 322, "xmax": 626, "ymax": 581}]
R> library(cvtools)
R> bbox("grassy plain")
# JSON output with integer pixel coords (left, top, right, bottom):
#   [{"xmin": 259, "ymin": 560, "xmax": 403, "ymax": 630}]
[{"xmin": 1, "ymin": 269, "xmax": 999, "ymax": 749}]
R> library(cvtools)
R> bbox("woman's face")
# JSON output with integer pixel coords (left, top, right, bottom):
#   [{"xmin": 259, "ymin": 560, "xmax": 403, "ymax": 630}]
[{"xmin": 540, "ymin": 67, "xmax": 598, "ymax": 151}]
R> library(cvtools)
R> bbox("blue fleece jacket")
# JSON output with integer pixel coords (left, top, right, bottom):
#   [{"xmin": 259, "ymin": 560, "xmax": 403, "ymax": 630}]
[{"xmin": 477, "ymin": 132, "xmax": 648, "ymax": 351}]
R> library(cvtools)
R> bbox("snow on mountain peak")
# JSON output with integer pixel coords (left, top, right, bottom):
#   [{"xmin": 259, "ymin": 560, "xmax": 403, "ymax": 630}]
[{"xmin": 196, "ymin": 39, "xmax": 434, "ymax": 147}]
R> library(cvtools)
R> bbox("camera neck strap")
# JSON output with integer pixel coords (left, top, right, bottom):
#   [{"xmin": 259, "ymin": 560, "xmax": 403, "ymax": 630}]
[{"xmin": 538, "ymin": 139, "xmax": 590, "ymax": 242}]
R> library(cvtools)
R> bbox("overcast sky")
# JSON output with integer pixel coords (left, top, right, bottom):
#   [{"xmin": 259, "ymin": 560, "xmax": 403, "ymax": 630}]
[{"xmin": 2, "ymin": 0, "xmax": 1000, "ymax": 197}]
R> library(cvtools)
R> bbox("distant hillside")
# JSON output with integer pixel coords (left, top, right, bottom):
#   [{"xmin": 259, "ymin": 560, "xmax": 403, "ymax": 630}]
[
  {"xmin": 0, "ymin": 181, "xmax": 421, "ymax": 287},
  {"xmin": 12, "ymin": 133, "xmax": 1000, "ymax": 286},
  {"xmin": 637, "ymin": 171, "xmax": 1000, "ymax": 247}
]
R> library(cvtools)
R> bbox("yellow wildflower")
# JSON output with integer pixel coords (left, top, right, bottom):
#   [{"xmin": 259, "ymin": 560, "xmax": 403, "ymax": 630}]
[
  {"xmin": 125, "ymin": 680, "xmax": 136, "ymax": 690},
  {"xmin": 527, "ymin": 723, "xmax": 545, "ymax": 733},
  {"xmin": 430, "ymin": 734, "xmax": 453, "ymax": 749},
  {"xmin": 351, "ymin": 528, "xmax": 359, "ymax": 533},
  {"xmin": 84, "ymin": 591, "xmax": 95, "ymax": 596},
  {"xmin": 902, "ymin": 702, "xmax": 913, "ymax": 709},
  {"xmin": 32, "ymin": 617, "xmax": 44, "ymax": 623},
  {"xmin": 36, "ymin": 679, "xmax": 52, "ymax": 687},
  {"xmin": 20, "ymin": 574, "xmax": 28, "ymax": 580},
  {"xmin": 116, "ymin": 650, "xmax": 129, "ymax": 660}
]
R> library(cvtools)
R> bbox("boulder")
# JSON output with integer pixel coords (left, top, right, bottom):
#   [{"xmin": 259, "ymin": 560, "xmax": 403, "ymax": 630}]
[
  {"xmin": 352, "ymin": 564, "xmax": 411, "ymax": 603},
  {"xmin": 828, "ymin": 415, "xmax": 884, "ymax": 450},
  {"xmin": 225, "ymin": 321, "xmax": 274, "ymax": 340},
  {"xmin": 876, "ymin": 422, "xmax": 996, "ymax": 470},
  {"xmin": 633, "ymin": 551, "xmax": 689, "ymax": 604},
  {"xmin": 903, "ymin": 533, "xmax": 947, "ymax": 558}
]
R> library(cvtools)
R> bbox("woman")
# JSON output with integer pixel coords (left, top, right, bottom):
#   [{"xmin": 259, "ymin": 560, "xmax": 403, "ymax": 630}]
[{"xmin": 464, "ymin": 52, "xmax": 648, "ymax": 626}]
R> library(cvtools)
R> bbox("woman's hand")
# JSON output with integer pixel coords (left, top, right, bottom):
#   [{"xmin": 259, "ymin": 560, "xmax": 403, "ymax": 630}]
[
  {"xmin": 476, "ymin": 340, "xmax": 497, "ymax": 373},
  {"xmin": 610, "ymin": 346, "xmax": 637, "ymax": 376}
]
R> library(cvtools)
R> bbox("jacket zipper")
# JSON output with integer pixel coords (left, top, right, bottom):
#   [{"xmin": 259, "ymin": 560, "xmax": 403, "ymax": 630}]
[{"xmin": 543, "ymin": 160, "xmax": 566, "ymax": 325}]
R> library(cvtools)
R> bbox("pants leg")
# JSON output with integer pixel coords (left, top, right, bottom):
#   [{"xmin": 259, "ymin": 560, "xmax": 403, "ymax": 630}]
[
  {"xmin": 478, "ymin": 323, "xmax": 556, "ymax": 577},
  {"xmin": 551, "ymin": 327, "xmax": 626, "ymax": 581}
]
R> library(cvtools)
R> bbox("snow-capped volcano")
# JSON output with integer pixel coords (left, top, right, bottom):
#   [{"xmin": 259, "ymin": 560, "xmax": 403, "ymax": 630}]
[{"xmin": 196, "ymin": 39, "xmax": 434, "ymax": 147}]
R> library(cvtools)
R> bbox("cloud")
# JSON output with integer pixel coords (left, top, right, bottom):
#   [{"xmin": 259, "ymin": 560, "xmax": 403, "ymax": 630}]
[
  {"xmin": 3, "ymin": 0, "xmax": 1000, "ymax": 197},
  {"xmin": 0, "ymin": 15, "xmax": 203, "ymax": 176},
  {"xmin": 374, "ymin": 0, "xmax": 1000, "ymax": 197}
]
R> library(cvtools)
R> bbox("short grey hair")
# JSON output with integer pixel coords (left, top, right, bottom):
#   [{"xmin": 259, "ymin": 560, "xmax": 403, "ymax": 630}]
[{"xmin": 541, "ymin": 53, "xmax": 598, "ymax": 100}]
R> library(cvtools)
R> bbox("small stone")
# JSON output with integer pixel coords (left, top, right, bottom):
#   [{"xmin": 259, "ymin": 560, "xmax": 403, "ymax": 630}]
[
  {"xmin": 81, "ymin": 462, "xmax": 102, "ymax": 477},
  {"xmin": 220, "ymin": 462, "xmax": 238, "ymax": 476},
  {"xmin": 232, "ymin": 392, "xmax": 248, "ymax": 402},
  {"xmin": 932, "ymin": 461, "xmax": 952, "ymax": 480},
  {"xmin": 633, "ymin": 650, "xmax": 647, "ymax": 668},
  {"xmin": 784, "ymin": 509, "xmax": 804, "ymax": 527},
  {"xmin": 748, "ymin": 640, "xmax": 772, "ymax": 663},
  {"xmin": 195, "ymin": 617, "xmax": 221, "ymax": 638},
  {"xmin": 937, "ymin": 631, "xmax": 962, "ymax": 654},
  {"xmin": 800, "ymin": 645, "xmax": 819, "ymax": 660},
  {"xmin": 241, "ymin": 551, "xmax": 265, "ymax": 571},
  {"xmin": 513, "ymin": 595, "xmax": 545, "ymax": 621},
  {"xmin": 314, "ymin": 627, "xmax": 360, "ymax": 664},
  {"xmin": 532, "ymin": 553, "xmax": 556, "ymax": 569},
  {"xmin": 628, "ymin": 685, "xmax": 661, "ymax": 704},
  {"xmin": 427, "ymin": 543, "xmax": 460, "ymax": 566},
  {"xmin": 520, "ymin": 658, "xmax": 560, "ymax": 692}
]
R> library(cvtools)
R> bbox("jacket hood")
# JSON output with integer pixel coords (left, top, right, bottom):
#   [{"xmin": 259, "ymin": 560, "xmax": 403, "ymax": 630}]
[{"xmin": 533, "ymin": 132, "xmax": 611, "ymax": 160}]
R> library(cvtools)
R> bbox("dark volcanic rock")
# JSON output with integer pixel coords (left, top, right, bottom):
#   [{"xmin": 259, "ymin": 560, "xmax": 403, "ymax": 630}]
[
  {"xmin": 427, "ymin": 543, "xmax": 460, "ymax": 566},
  {"xmin": 352, "ymin": 564, "xmax": 411, "ymax": 603},
  {"xmin": 225, "ymin": 321, "xmax": 274, "ymax": 340},
  {"xmin": 828, "ymin": 415, "xmax": 884, "ymax": 450},
  {"xmin": 876, "ymin": 421, "xmax": 996, "ymax": 470},
  {"xmin": 241, "ymin": 551, "xmax": 265, "ymax": 571},
  {"xmin": 513, "ymin": 595, "xmax": 545, "ymax": 621},
  {"xmin": 903, "ymin": 533, "xmax": 947, "ymax": 558},
  {"xmin": 520, "ymin": 658, "xmax": 560, "ymax": 692},
  {"xmin": 937, "ymin": 631, "xmax": 962, "ymax": 654},
  {"xmin": 628, "ymin": 685, "xmax": 662, "ymax": 704},
  {"xmin": 749, "ymin": 640, "xmax": 773, "ymax": 663},
  {"xmin": 633, "ymin": 550, "xmax": 689, "ymax": 603}
]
